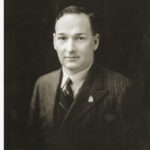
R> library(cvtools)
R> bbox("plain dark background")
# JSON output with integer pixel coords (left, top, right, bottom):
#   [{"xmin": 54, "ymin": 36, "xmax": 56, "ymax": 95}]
[{"xmin": 5, "ymin": 0, "xmax": 150, "ymax": 149}]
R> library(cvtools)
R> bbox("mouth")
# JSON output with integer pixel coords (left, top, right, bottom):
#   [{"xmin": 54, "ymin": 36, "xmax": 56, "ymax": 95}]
[{"xmin": 65, "ymin": 56, "xmax": 79, "ymax": 60}]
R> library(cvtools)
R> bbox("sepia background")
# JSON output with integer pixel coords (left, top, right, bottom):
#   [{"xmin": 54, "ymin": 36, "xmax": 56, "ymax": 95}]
[{"xmin": 5, "ymin": 0, "xmax": 150, "ymax": 149}]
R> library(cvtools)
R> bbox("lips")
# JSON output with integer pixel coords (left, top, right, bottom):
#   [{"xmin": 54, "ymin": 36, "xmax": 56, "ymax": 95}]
[
  {"xmin": 65, "ymin": 56, "xmax": 79, "ymax": 58},
  {"xmin": 65, "ymin": 56, "xmax": 79, "ymax": 60}
]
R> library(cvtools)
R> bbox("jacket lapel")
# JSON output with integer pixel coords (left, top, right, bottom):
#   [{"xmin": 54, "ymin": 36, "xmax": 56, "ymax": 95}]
[{"xmin": 62, "ymin": 64, "xmax": 108, "ymax": 124}]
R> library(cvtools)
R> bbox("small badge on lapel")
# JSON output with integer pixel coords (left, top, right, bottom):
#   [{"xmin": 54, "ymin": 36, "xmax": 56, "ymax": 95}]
[{"xmin": 88, "ymin": 95, "xmax": 94, "ymax": 103}]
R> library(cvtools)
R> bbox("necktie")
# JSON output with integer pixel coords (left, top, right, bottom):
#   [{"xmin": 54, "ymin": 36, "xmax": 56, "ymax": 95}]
[{"xmin": 57, "ymin": 78, "xmax": 74, "ymax": 123}]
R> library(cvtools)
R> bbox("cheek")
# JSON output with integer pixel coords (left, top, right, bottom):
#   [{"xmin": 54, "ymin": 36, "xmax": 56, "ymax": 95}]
[
  {"xmin": 81, "ymin": 40, "xmax": 94, "ymax": 50},
  {"xmin": 80, "ymin": 43, "xmax": 94, "ymax": 57},
  {"xmin": 56, "ymin": 49, "xmax": 63, "ymax": 60},
  {"xmin": 55, "ymin": 44, "xmax": 66, "ymax": 54}
]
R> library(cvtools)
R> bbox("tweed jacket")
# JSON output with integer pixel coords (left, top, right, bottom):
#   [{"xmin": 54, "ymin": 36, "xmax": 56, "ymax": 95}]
[{"xmin": 27, "ymin": 64, "xmax": 140, "ymax": 150}]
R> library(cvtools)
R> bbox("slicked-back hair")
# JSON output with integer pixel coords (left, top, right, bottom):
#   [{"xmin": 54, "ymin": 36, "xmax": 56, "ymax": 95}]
[{"xmin": 54, "ymin": 5, "xmax": 98, "ymax": 35}]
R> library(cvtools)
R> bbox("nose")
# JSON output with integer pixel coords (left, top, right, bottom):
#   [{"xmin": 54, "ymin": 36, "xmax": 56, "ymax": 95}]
[{"xmin": 66, "ymin": 39, "xmax": 75, "ymax": 52}]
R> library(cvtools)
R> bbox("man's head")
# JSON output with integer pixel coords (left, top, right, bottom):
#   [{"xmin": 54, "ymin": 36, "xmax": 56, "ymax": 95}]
[{"xmin": 53, "ymin": 5, "xmax": 100, "ymax": 75}]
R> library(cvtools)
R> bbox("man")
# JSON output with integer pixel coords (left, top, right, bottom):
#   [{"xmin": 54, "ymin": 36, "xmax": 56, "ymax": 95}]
[{"xmin": 27, "ymin": 5, "xmax": 140, "ymax": 150}]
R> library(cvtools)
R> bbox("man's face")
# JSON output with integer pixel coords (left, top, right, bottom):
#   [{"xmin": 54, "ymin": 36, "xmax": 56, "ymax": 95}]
[{"xmin": 53, "ymin": 13, "xmax": 99, "ymax": 75}]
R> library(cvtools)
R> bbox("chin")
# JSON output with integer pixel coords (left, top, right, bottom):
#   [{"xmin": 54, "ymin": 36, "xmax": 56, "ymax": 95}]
[
  {"xmin": 66, "ymin": 66, "xmax": 79, "ymax": 71},
  {"xmin": 65, "ymin": 64, "xmax": 81, "ymax": 72},
  {"xmin": 65, "ymin": 63, "xmax": 79, "ymax": 68}
]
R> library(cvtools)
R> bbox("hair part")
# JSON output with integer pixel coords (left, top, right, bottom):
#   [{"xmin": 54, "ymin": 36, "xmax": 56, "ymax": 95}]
[{"xmin": 54, "ymin": 5, "xmax": 98, "ymax": 35}]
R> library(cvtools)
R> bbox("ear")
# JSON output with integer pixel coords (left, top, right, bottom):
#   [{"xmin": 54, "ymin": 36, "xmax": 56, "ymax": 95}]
[
  {"xmin": 53, "ymin": 33, "xmax": 56, "ymax": 50},
  {"xmin": 93, "ymin": 33, "xmax": 100, "ymax": 51}
]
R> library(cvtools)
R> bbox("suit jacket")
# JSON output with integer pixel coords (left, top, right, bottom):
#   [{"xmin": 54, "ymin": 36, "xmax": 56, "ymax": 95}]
[{"xmin": 27, "ymin": 64, "xmax": 140, "ymax": 150}]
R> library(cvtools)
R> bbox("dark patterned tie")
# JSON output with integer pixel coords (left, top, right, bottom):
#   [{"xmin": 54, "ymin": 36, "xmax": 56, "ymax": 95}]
[{"xmin": 57, "ymin": 78, "xmax": 74, "ymax": 123}]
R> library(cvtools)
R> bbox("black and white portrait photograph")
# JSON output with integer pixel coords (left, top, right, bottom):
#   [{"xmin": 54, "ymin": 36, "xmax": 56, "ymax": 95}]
[{"xmin": 5, "ymin": 0, "xmax": 150, "ymax": 150}]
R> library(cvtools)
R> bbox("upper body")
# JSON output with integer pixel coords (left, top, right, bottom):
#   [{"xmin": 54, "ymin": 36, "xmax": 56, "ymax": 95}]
[
  {"xmin": 27, "ymin": 5, "xmax": 141, "ymax": 150},
  {"xmin": 27, "ymin": 64, "xmax": 138, "ymax": 150}
]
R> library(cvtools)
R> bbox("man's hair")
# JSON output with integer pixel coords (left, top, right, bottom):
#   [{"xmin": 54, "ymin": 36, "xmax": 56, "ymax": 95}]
[{"xmin": 54, "ymin": 5, "xmax": 98, "ymax": 35}]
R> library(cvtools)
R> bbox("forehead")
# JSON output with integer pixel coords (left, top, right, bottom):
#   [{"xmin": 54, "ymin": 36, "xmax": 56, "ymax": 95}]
[{"xmin": 55, "ymin": 13, "xmax": 92, "ymax": 34}]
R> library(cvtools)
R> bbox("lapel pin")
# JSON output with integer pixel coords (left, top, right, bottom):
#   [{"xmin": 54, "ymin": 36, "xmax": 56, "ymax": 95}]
[{"xmin": 88, "ymin": 95, "xmax": 94, "ymax": 103}]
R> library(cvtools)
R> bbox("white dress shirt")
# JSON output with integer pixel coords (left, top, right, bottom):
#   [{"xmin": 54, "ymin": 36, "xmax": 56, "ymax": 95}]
[{"xmin": 61, "ymin": 65, "xmax": 92, "ymax": 98}]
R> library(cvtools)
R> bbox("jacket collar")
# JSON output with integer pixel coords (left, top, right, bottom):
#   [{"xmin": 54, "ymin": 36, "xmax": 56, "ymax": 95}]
[{"xmin": 60, "ymin": 63, "xmax": 109, "ymax": 126}]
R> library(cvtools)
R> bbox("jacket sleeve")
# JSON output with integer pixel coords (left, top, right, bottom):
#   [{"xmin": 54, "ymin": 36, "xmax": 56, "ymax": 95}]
[
  {"xmin": 104, "ymin": 69, "xmax": 141, "ymax": 149},
  {"xmin": 26, "ymin": 79, "xmax": 42, "ymax": 150},
  {"xmin": 108, "ymin": 80, "xmax": 142, "ymax": 150},
  {"xmin": 121, "ymin": 81, "xmax": 145, "ymax": 150}
]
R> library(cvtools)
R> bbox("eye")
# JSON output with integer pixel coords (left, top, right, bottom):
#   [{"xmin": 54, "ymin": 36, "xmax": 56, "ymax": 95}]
[
  {"xmin": 57, "ymin": 36, "xmax": 67, "ymax": 40},
  {"xmin": 76, "ymin": 37, "xmax": 85, "ymax": 40}
]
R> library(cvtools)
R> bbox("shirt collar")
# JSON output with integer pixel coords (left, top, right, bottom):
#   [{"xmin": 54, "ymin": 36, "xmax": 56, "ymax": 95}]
[{"xmin": 61, "ymin": 65, "xmax": 92, "ymax": 89}]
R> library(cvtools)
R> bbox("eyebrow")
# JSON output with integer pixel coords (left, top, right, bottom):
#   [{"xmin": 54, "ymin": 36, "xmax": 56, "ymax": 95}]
[
  {"xmin": 76, "ymin": 33, "xmax": 87, "ymax": 36},
  {"xmin": 55, "ymin": 33, "xmax": 65, "ymax": 35},
  {"xmin": 56, "ymin": 33, "xmax": 87, "ymax": 36}
]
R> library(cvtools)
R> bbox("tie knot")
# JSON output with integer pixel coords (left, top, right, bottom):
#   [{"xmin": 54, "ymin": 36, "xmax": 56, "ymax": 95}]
[
  {"xmin": 62, "ymin": 77, "xmax": 73, "ymax": 97},
  {"xmin": 65, "ymin": 77, "xmax": 72, "ymax": 87}
]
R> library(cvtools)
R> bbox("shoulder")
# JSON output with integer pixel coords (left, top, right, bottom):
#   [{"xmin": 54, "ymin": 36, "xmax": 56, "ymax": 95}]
[
  {"xmin": 97, "ymin": 66, "xmax": 133, "ymax": 114},
  {"xmin": 35, "ymin": 69, "xmax": 61, "ymax": 87},
  {"xmin": 104, "ymin": 67, "xmax": 131, "ymax": 86},
  {"xmin": 102, "ymin": 67, "xmax": 132, "ymax": 96}
]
